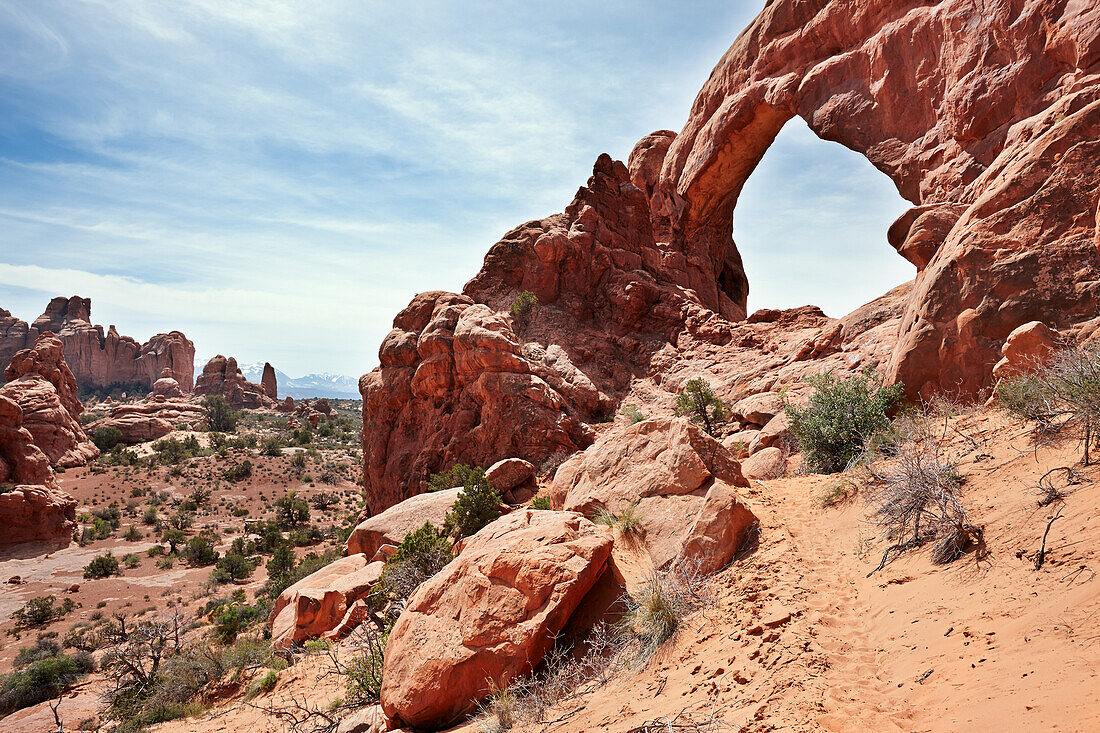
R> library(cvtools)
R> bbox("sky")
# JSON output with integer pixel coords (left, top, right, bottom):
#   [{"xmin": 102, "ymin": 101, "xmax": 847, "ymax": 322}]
[{"xmin": 0, "ymin": 1, "xmax": 914, "ymax": 379}]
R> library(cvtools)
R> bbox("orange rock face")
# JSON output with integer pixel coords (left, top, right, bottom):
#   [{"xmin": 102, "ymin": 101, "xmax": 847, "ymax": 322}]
[
  {"xmin": 2, "ymin": 296, "xmax": 195, "ymax": 391},
  {"xmin": 346, "ymin": 488, "xmax": 462, "ymax": 559},
  {"xmin": 380, "ymin": 510, "xmax": 612, "ymax": 729},
  {"xmin": 1, "ymin": 334, "xmax": 98, "ymax": 467},
  {"xmin": 261, "ymin": 362, "xmax": 278, "ymax": 399},
  {"xmin": 992, "ymin": 321, "xmax": 1058, "ymax": 381},
  {"xmin": 0, "ymin": 394, "xmax": 76, "ymax": 552}
]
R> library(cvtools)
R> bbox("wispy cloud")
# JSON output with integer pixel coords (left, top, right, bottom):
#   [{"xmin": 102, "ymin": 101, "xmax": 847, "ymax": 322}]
[{"xmin": 0, "ymin": 1, "xmax": 912, "ymax": 375}]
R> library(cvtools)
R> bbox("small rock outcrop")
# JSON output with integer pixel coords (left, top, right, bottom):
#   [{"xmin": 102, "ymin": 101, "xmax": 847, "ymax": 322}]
[
  {"xmin": 261, "ymin": 362, "xmax": 278, "ymax": 399},
  {"xmin": 151, "ymin": 368, "xmax": 184, "ymax": 399},
  {"xmin": 346, "ymin": 488, "xmax": 462, "ymax": 559},
  {"xmin": 992, "ymin": 321, "xmax": 1058, "ymax": 381},
  {"xmin": 550, "ymin": 418, "xmax": 753, "ymax": 569},
  {"xmin": 1, "ymin": 334, "xmax": 98, "ymax": 467},
  {"xmin": 88, "ymin": 400, "xmax": 206, "ymax": 444},
  {"xmin": 194, "ymin": 355, "xmax": 275, "ymax": 409},
  {"xmin": 2, "ymin": 296, "xmax": 195, "ymax": 391},
  {"xmin": 268, "ymin": 553, "xmax": 385, "ymax": 650},
  {"xmin": 380, "ymin": 510, "xmax": 612, "ymax": 729}
]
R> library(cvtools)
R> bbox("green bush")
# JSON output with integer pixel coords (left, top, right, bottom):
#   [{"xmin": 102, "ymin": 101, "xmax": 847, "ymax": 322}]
[
  {"xmin": 91, "ymin": 425, "xmax": 123, "ymax": 451},
  {"xmin": 84, "ymin": 552, "xmax": 121, "ymax": 579},
  {"xmin": 620, "ymin": 403, "xmax": 647, "ymax": 424},
  {"xmin": 0, "ymin": 652, "xmax": 88, "ymax": 715},
  {"xmin": 443, "ymin": 467, "xmax": 500, "ymax": 540},
  {"xmin": 181, "ymin": 536, "xmax": 219, "ymax": 567},
  {"xmin": 224, "ymin": 460, "xmax": 253, "ymax": 482},
  {"xmin": 427, "ymin": 463, "xmax": 481, "ymax": 492},
  {"xmin": 214, "ymin": 553, "xmax": 254, "ymax": 583},
  {"xmin": 274, "ymin": 491, "xmax": 309, "ymax": 528},
  {"xmin": 260, "ymin": 437, "xmax": 284, "ymax": 457},
  {"xmin": 11, "ymin": 596, "xmax": 73, "ymax": 628},
  {"xmin": 673, "ymin": 378, "xmax": 727, "ymax": 436},
  {"xmin": 785, "ymin": 368, "xmax": 904, "ymax": 474},
  {"xmin": 528, "ymin": 495, "xmax": 553, "ymax": 510},
  {"xmin": 996, "ymin": 373, "xmax": 1048, "ymax": 421},
  {"xmin": 509, "ymin": 290, "xmax": 539, "ymax": 332},
  {"xmin": 203, "ymin": 395, "xmax": 239, "ymax": 433},
  {"xmin": 378, "ymin": 522, "xmax": 453, "ymax": 599}
]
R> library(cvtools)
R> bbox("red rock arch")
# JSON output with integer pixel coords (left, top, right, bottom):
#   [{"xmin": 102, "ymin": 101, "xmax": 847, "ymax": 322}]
[{"xmin": 653, "ymin": 0, "xmax": 1100, "ymax": 398}]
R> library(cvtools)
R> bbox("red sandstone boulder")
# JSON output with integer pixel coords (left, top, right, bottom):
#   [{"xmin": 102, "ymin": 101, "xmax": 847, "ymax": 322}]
[
  {"xmin": 380, "ymin": 510, "xmax": 612, "ymax": 728},
  {"xmin": 740, "ymin": 447, "xmax": 787, "ymax": 480},
  {"xmin": 992, "ymin": 322, "xmax": 1058, "ymax": 381},
  {"xmin": 194, "ymin": 355, "xmax": 274, "ymax": 409},
  {"xmin": 268, "ymin": 554, "xmax": 385, "ymax": 650},
  {"xmin": 0, "ymin": 395, "xmax": 55, "ymax": 488},
  {"xmin": 675, "ymin": 481, "xmax": 758, "ymax": 575},
  {"xmin": 749, "ymin": 413, "xmax": 791, "ymax": 454},
  {"xmin": 346, "ymin": 488, "xmax": 462, "ymax": 559},
  {"xmin": 485, "ymin": 458, "xmax": 534, "ymax": 496},
  {"xmin": 151, "ymin": 368, "xmax": 184, "ymax": 399},
  {"xmin": 2, "ymin": 334, "xmax": 98, "ymax": 467},
  {"xmin": 550, "ymin": 418, "xmax": 750, "ymax": 569},
  {"xmin": 731, "ymin": 392, "xmax": 784, "ymax": 427}
]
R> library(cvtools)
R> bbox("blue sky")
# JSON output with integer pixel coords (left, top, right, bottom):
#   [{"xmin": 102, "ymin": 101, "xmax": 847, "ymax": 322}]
[{"xmin": 0, "ymin": 1, "xmax": 913, "ymax": 378}]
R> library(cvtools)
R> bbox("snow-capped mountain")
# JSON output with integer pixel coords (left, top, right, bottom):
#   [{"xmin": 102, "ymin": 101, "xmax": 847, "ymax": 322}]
[{"xmin": 196, "ymin": 357, "xmax": 359, "ymax": 399}]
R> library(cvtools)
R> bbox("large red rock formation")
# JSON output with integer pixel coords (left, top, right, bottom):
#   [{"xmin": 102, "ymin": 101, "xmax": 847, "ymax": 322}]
[
  {"xmin": 1, "ymin": 296, "xmax": 195, "ymax": 391},
  {"xmin": 194, "ymin": 355, "xmax": 275, "ymax": 409},
  {"xmin": 653, "ymin": 0, "xmax": 1100, "ymax": 398},
  {"xmin": 1, "ymin": 334, "xmax": 98, "ymax": 467},
  {"xmin": 360, "ymin": 0, "xmax": 1100, "ymax": 514}
]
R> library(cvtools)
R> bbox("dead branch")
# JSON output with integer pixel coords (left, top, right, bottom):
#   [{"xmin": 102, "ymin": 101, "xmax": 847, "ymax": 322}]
[{"xmin": 1035, "ymin": 506, "xmax": 1065, "ymax": 570}]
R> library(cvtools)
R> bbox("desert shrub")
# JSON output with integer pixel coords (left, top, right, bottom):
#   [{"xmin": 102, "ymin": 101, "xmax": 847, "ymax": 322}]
[
  {"xmin": 620, "ymin": 403, "xmax": 647, "ymax": 425},
  {"xmin": 224, "ymin": 460, "xmax": 253, "ymax": 482},
  {"xmin": 593, "ymin": 503, "xmax": 644, "ymax": 536},
  {"xmin": 290, "ymin": 452, "xmax": 307, "ymax": 470},
  {"xmin": 124, "ymin": 524, "xmax": 143, "ymax": 541},
  {"xmin": 160, "ymin": 528, "xmax": 186, "ymax": 555},
  {"xmin": 123, "ymin": 553, "xmax": 142, "ymax": 569},
  {"xmin": 673, "ymin": 378, "xmax": 727, "ymax": 436},
  {"xmin": 203, "ymin": 395, "xmax": 239, "ymax": 433},
  {"xmin": 209, "ymin": 603, "xmax": 260, "ymax": 643},
  {"xmin": 84, "ymin": 552, "xmax": 121, "ymax": 579},
  {"xmin": 156, "ymin": 556, "xmax": 174, "ymax": 570},
  {"xmin": 309, "ymin": 491, "xmax": 339, "ymax": 510},
  {"xmin": 616, "ymin": 562, "xmax": 712, "ymax": 666},
  {"xmin": 274, "ymin": 491, "xmax": 310, "ymax": 528},
  {"xmin": 142, "ymin": 507, "xmax": 159, "ymax": 526},
  {"xmin": 528, "ymin": 495, "xmax": 553, "ymax": 511},
  {"xmin": 443, "ymin": 467, "xmax": 501, "ymax": 540},
  {"xmin": 181, "ymin": 536, "xmax": 219, "ymax": 567},
  {"xmin": 867, "ymin": 437, "xmax": 977, "ymax": 565},
  {"xmin": 289, "ymin": 525, "xmax": 323, "ymax": 546},
  {"xmin": 427, "ymin": 462, "xmax": 482, "ymax": 492},
  {"xmin": 213, "ymin": 553, "xmax": 254, "ymax": 583},
  {"xmin": 786, "ymin": 368, "xmax": 904, "ymax": 474},
  {"xmin": 91, "ymin": 425, "xmax": 123, "ymax": 451},
  {"xmin": 248, "ymin": 670, "xmax": 278, "ymax": 697},
  {"xmin": 998, "ymin": 346, "xmax": 1100, "ymax": 463},
  {"xmin": 344, "ymin": 622, "xmax": 390, "ymax": 705},
  {"xmin": 378, "ymin": 522, "xmax": 454, "ymax": 602},
  {"xmin": 260, "ymin": 437, "xmax": 284, "ymax": 457},
  {"xmin": 509, "ymin": 290, "xmax": 539, "ymax": 332},
  {"xmin": 0, "ymin": 651, "xmax": 87, "ymax": 715},
  {"xmin": 11, "ymin": 596, "xmax": 73, "ymax": 629}
]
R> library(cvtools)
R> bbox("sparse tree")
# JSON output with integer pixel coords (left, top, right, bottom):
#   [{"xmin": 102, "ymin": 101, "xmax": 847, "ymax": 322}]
[{"xmin": 673, "ymin": 378, "xmax": 727, "ymax": 436}]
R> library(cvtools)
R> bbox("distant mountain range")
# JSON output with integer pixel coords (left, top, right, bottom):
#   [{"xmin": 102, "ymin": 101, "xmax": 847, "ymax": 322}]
[
  {"xmin": 193, "ymin": 357, "xmax": 360, "ymax": 399},
  {"xmin": 238, "ymin": 362, "xmax": 360, "ymax": 399}
]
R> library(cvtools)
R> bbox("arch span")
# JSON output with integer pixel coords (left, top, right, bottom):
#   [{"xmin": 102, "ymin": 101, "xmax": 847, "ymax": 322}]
[{"xmin": 653, "ymin": 0, "xmax": 1100, "ymax": 398}]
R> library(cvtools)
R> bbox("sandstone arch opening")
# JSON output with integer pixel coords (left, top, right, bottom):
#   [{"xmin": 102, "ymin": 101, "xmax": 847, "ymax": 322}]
[{"xmin": 731, "ymin": 118, "xmax": 913, "ymax": 318}]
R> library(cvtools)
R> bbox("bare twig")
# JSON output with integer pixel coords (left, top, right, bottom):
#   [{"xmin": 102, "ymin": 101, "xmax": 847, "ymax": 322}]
[{"xmin": 1035, "ymin": 506, "xmax": 1065, "ymax": 570}]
